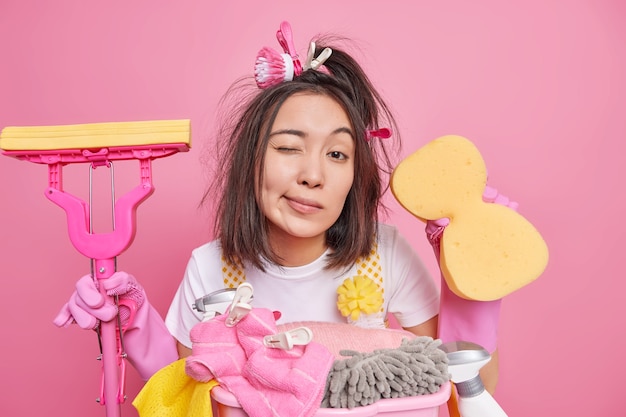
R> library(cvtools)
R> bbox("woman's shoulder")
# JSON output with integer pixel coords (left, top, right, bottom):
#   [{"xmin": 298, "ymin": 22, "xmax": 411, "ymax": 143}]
[
  {"xmin": 189, "ymin": 239, "xmax": 223, "ymax": 266},
  {"xmin": 183, "ymin": 240, "xmax": 227, "ymax": 289},
  {"xmin": 376, "ymin": 222, "xmax": 402, "ymax": 243},
  {"xmin": 376, "ymin": 222, "xmax": 420, "ymax": 259}
]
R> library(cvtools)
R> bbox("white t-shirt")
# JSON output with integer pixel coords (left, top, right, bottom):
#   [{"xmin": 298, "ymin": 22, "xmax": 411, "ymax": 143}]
[{"xmin": 166, "ymin": 223, "xmax": 439, "ymax": 348}]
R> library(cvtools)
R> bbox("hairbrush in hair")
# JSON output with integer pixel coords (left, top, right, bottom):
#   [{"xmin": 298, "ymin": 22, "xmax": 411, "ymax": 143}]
[
  {"xmin": 254, "ymin": 21, "xmax": 334, "ymax": 88},
  {"xmin": 254, "ymin": 21, "xmax": 302, "ymax": 89}
]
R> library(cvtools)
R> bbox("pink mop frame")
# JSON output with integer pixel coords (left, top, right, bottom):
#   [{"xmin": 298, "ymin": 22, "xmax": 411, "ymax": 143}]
[{"xmin": 2, "ymin": 140, "xmax": 189, "ymax": 417}]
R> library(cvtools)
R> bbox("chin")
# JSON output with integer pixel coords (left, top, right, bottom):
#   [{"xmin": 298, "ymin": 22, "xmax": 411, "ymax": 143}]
[{"xmin": 279, "ymin": 225, "xmax": 328, "ymax": 241}]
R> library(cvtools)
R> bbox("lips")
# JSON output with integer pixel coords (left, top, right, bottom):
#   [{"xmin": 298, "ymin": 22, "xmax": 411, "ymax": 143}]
[{"xmin": 285, "ymin": 196, "xmax": 323, "ymax": 214}]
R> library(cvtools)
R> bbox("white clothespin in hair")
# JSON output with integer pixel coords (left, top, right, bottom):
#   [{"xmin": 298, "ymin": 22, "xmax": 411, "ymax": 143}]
[
  {"xmin": 263, "ymin": 327, "xmax": 313, "ymax": 350},
  {"xmin": 303, "ymin": 42, "xmax": 333, "ymax": 71},
  {"xmin": 225, "ymin": 283, "xmax": 254, "ymax": 327}
]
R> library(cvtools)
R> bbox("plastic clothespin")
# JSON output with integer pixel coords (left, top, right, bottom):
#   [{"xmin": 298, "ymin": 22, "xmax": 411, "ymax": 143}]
[
  {"xmin": 225, "ymin": 283, "xmax": 254, "ymax": 327},
  {"xmin": 192, "ymin": 288, "xmax": 239, "ymax": 322},
  {"xmin": 303, "ymin": 41, "xmax": 332, "ymax": 71},
  {"xmin": 263, "ymin": 327, "xmax": 313, "ymax": 350}
]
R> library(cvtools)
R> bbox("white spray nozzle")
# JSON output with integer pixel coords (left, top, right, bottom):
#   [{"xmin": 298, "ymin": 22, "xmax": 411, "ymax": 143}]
[
  {"xmin": 440, "ymin": 341, "xmax": 492, "ymax": 385},
  {"xmin": 440, "ymin": 341, "xmax": 508, "ymax": 417}
]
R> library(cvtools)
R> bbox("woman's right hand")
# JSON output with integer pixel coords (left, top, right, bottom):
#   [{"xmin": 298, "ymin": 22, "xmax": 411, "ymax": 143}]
[
  {"xmin": 53, "ymin": 271, "xmax": 143, "ymax": 330},
  {"xmin": 53, "ymin": 271, "xmax": 178, "ymax": 380}
]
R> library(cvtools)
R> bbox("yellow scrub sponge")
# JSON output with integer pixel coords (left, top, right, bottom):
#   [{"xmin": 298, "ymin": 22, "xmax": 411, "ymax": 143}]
[{"xmin": 391, "ymin": 135, "xmax": 548, "ymax": 301}]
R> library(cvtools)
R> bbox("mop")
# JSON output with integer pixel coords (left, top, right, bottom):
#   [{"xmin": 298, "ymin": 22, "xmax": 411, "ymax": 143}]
[{"xmin": 0, "ymin": 119, "xmax": 191, "ymax": 417}]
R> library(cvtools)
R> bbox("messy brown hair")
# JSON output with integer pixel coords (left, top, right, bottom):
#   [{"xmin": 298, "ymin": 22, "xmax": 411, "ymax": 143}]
[{"xmin": 204, "ymin": 39, "xmax": 400, "ymax": 271}]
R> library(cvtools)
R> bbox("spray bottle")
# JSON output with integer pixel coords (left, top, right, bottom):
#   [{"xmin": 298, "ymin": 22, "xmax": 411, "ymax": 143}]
[{"xmin": 440, "ymin": 341, "xmax": 508, "ymax": 417}]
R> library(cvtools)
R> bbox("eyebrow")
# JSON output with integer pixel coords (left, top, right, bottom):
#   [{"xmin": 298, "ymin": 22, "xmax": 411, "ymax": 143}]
[{"xmin": 269, "ymin": 126, "xmax": 354, "ymax": 138}]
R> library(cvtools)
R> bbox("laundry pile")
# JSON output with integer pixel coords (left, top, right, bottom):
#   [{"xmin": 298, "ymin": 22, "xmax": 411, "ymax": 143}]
[
  {"xmin": 161, "ymin": 280, "xmax": 451, "ymax": 416},
  {"xmin": 185, "ymin": 308, "xmax": 335, "ymax": 417}
]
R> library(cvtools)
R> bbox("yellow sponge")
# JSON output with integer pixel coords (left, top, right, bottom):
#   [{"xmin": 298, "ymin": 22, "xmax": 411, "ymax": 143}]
[
  {"xmin": 0, "ymin": 119, "xmax": 191, "ymax": 151},
  {"xmin": 391, "ymin": 135, "xmax": 548, "ymax": 301}
]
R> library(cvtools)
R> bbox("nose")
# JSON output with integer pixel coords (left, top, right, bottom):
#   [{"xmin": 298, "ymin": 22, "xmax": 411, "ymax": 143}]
[{"xmin": 297, "ymin": 154, "xmax": 324, "ymax": 188}]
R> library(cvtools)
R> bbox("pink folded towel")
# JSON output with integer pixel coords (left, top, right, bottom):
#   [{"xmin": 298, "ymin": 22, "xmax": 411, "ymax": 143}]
[
  {"xmin": 185, "ymin": 313, "xmax": 247, "ymax": 383},
  {"xmin": 185, "ymin": 308, "xmax": 334, "ymax": 417}
]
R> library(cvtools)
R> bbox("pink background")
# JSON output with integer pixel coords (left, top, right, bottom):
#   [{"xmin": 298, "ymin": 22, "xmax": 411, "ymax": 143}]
[{"xmin": 1, "ymin": 1, "xmax": 624, "ymax": 416}]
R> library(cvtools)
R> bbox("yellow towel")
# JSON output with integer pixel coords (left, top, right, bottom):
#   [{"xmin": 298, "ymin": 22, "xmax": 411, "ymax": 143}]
[{"xmin": 133, "ymin": 359, "xmax": 218, "ymax": 417}]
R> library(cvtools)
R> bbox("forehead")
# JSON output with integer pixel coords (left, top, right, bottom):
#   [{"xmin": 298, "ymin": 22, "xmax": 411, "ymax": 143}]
[{"xmin": 271, "ymin": 92, "xmax": 352, "ymax": 130}]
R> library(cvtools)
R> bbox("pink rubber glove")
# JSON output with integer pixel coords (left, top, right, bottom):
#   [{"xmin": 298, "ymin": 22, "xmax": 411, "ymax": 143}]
[
  {"xmin": 426, "ymin": 185, "xmax": 517, "ymax": 353},
  {"xmin": 53, "ymin": 272, "xmax": 178, "ymax": 380},
  {"xmin": 54, "ymin": 272, "xmax": 142, "ymax": 330},
  {"xmin": 481, "ymin": 184, "xmax": 519, "ymax": 211}
]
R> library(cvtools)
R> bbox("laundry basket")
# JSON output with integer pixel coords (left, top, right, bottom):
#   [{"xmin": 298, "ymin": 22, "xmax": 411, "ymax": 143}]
[{"xmin": 210, "ymin": 382, "xmax": 451, "ymax": 417}]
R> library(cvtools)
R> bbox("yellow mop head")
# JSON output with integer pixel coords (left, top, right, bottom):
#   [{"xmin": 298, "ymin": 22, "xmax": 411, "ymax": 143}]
[
  {"xmin": 0, "ymin": 119, "xmax": 191, "ymax": 151},
  {"xmin": 391, "ymin": 135, "xmax": 548, "ymax": 301}
]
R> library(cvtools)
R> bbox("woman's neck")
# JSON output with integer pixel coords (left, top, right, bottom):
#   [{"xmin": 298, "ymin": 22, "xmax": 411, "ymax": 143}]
[{"xmin": 269, "ymin": 230, "xmax": 327, "ymax": 267}]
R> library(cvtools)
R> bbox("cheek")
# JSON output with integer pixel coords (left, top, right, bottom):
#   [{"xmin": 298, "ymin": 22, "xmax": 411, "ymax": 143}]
[
  {"xmin": 261, "ymin": 165, "xmax": 285, "ymax": 194},
  {"xmin": 335, "ymin": 172, "xmax": 355, "ymax": 204},
  {"xmin": 342, "ymin": 164, "xmax": 355, "ymax": 192},
  {"xmin": 259, "ymin": 163, "xmax": 289, "ymax": 211}
]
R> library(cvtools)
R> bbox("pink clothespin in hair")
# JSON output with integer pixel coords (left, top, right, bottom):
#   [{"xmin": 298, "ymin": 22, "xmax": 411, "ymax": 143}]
[
  {"xmin": 275, "ymin": 21, "xmax": 303, "ymax": 76},
  {"xmin": 225, "ymin": 283, "xmax": 254, "ymax": 327},
  {"xmin": 366, "ymin": 128, "xmax": 392, "ymax": 141},
  {"xmin": 263, "ymin": 327, "xmax": 313, "ymax": 350}
]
